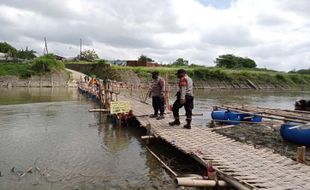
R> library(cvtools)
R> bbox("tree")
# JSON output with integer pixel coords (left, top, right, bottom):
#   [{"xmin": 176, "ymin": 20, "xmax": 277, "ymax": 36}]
[
  {"xmin": 0, "ymin": 42, "xmax": 37, "ymax": 60},
  {"xmin": 0, "ymin": 42, "xmax": 18, "ymax": 58},
  {"xmin": 215, "ymin": 54, "xmax": 256, "ymax": 69},
  {"xmin": 79, "ymin": 49, "xmax": 99, "ymax": 61},
  {"xmin": 239, "ymin": 57, "xmax": 256, "ymax": 68},
  {"xmin": 138, "ymin": 54, "xmax": 153, "ymax": 62},
  {"xmin": 16, "ymin": 48, "xmax": 36, "ymax": 60},
  {"xmin": 289, "ymin": 68, "xmax": 310, "ymax": 75},
  {"xmin": 171, "ymin": 58, "xmax": 189, "ymax": 66}
]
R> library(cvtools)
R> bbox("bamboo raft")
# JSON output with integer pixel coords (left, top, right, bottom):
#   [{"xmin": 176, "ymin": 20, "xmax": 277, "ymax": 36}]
[
  {"xmin": 215, "ymin": 104, "xmax": 310, "ymax": 124},
  {"xmin": 121, "ymin": 95, "xmax": 310, "ymax": 190},
  {"xmin": 77, "ymin": 78, "xmax": 310, "ymax": 189}
]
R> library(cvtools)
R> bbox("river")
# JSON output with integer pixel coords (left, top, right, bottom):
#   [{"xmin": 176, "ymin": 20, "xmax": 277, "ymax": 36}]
[{"xmin": 0, "ymin": 88, "xmax": 309, "ymax": 189}]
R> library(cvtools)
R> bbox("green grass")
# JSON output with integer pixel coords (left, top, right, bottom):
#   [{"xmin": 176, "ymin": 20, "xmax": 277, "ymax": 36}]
[
  {"xmin": 2, "ymin": 60, "xmax": 310, "ymax": 88},
  {"xmin": 111, "ymin": 65, "xmax": 310, "ymax": 86},
  {"xmin": 31, "ymin": 54, "xmax": 65, "ymax": 74},
  {"xmin": 64, "ymin": 60, "xmax": 93, "ymax": 64},
  {"xmin": 0, "ymin": 63, "xmax": 32, "ymax": 78},
  {"xmin": 0, "ymin": 55, "xmax": 66, "ymax": 78}
]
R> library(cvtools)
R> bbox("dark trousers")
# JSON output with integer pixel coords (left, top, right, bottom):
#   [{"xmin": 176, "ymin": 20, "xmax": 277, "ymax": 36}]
[
  {"xmin": 172, "ymin": 94, "xmax": 194, "ymax": 121},
  {"xmin": 152, "ymin": 96, "xmax": 165, "ymax": 116}
]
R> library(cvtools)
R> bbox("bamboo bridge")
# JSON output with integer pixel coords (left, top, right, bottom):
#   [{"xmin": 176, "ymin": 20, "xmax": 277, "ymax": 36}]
[
  {"xmin": 78, "ymin": 80, "xmax": 310, "ymax": 190},
  {"xmin": 118, "ymin": 94, "xmax": 310, "ymax": 190}
]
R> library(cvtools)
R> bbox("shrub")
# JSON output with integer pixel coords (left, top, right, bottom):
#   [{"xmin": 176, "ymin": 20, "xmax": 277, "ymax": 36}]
[
  {"xmin": 31, "ymin": 54, "xmax": 64, "ymax": 74},
  {"xmin": 97, "ymin": 59, "xmax": 110, "ymax": 65}
]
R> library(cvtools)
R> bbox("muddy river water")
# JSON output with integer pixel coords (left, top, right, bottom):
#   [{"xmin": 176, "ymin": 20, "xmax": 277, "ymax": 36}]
[{"xmin": 0, "ymin": 88, "xmax": 309, "ymax": 189}]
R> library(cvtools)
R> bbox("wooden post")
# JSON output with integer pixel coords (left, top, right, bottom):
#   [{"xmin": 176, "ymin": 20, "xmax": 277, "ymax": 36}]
[
  {"xmin": 130, "ymin": 84, "xmax": 133, "ymax": 97},
  {"xmin": 165, "ymin": 73, "xmax": 170, "ymax": 112},
  {"xmin": 146, "ymin": 124, "xmax": 151, "ymax": 135},
  {"xmin": 104, "ymin": 81, "xmax": 110, "ymax": 109},
  {"xmin": 296, "ymin": 146, "xmax": 306, "ymax": 164}
]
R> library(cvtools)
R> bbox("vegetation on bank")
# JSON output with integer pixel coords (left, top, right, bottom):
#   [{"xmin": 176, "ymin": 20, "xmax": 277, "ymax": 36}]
[
  {"xmin": 0, "ymin": 63, "xmax": 32, "ymax": 78},
  {"xmin": 111, "ymin": 65, "xmax": 310, "ymax": 87},
  {"xmin": 0, "ymin": 54, "xmax": 65, "ymax": 78},
  {"xmin": 0, "ymin": 42, "xmax": 36, "ymax": 60},
  {"xmin": 1, "ymin": 56, "xmax": 310, "ymax": 88},
  {"xmin": 64, "ymin": 58, "xmax": 310, "ymax": 88}
]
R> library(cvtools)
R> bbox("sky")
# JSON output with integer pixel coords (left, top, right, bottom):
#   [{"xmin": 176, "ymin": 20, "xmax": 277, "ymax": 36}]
[{"xmin": 0, "ymin": 0, "xmax": 309, "ymax": 71}]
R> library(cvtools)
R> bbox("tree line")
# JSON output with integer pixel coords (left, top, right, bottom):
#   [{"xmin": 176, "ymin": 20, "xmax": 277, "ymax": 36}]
[
  {"xmin": 0, "ymin": 42, "xmax": 36, "ymax": 60},
  {"xmin": 139, "ymin": 54, "xmax": 257, "ymax": 69}
]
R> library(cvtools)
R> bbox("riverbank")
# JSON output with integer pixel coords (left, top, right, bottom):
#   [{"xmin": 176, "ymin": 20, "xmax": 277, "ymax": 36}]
[
  {"xmin": 66, "ymin": 62, "xmax": 310, "ymax": 90},
  {"xmin": 112, "ymin": 66, "xmax": 310, "ymax": 90},
  {"xmin": 0, "ymin": 69, "xmax": 83, "ymax": 88},
  {"xmin": 2, "ymin": 60, "xmax": 310, "ymax": 90}
]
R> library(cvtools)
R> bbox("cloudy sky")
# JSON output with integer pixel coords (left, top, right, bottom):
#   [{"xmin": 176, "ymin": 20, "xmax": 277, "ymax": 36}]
[{"xmin": 0, "ymin": 0, "xmax": 309, "ymax": 71}]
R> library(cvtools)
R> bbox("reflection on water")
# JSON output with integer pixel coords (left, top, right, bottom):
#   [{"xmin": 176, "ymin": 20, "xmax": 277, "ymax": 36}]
[
  {"xmin": 0, "ymin": 88, "xmax": 78, "ymax": 105},
  {"xmin": 0, "ymin": 89, "xmax": 174, "ymax": 190},
  {"xmin": 0, "ymin": 88, "xmax": 310, "ymax": 189}
]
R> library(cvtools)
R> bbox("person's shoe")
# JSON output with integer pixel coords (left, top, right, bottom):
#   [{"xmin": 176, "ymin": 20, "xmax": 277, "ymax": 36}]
[
  {"xmin": 169, "ymin": 120, "xmax": 180, "ymax": 126},
  {"xmin": 183, "ymin": 123, "xmax": 191, "ymax": 129},
  {"xmin": 149, "ymin": 114, "xmax": 158, "ymax": 118},
  {"xmin": 157, "ymin": 115, "xmax": 165, "ymax": 120},
  {"xmin": 184, "ymin": 119, "xmax": 191, "ymax": 129}
]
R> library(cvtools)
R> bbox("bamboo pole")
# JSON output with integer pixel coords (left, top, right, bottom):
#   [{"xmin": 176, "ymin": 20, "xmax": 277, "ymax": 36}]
[
  {"xmin": 142, "ymin": 88, "xmax": 150, "ymax": 103},
  {"xmin": 88, "ymin": 109, "xmax": 109, "ymax": 112},
  {"xmin": 211, "ymin": 125, "xmax": 235, "ymax": 131},
  {"xmin": 165, "ymin": 73, "xmax": 170, "ymax": 112},
  {"xmin": 211, "ymin": 119, "xmax": 269, "ymax": 125},
  {"xmin": 145, "ymin": 146, "xmax": 177, "ymax": 177},
  {"xmin": 220, "ymin": 105, "xmax": 310, "ymax": 122},
  {"xmin": 215, "ymin": 105, "xmax": 308, "ymax": 124},
  {"xmin": 296, "ymin": 146, "xmax": 306, "ymax": 164},
  {"xmin": 141, "ymin": 135, "xmax": 155, "ymax": 140},
  {"xmin": 176, "ymin": 177, "xmax": 227, "ymax": 187},
  {"xmin": 135, "ymin": 113, "xmax": 203, "ymax": 117}
]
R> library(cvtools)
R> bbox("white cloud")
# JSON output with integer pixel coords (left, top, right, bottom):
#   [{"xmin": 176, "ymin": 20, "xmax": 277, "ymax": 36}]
[{"xmin": 0, "ymin": 0, "xmax": 310, "ymax": 71}]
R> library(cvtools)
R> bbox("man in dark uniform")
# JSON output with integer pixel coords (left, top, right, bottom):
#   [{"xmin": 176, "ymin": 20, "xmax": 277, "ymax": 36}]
[
  {"xmin": 169, "ymin": 69, "xmax": 194, "ymax": 129},
  {"xmin": 149, "ymin": 71, "xmax": 166, "ymax": 120}
]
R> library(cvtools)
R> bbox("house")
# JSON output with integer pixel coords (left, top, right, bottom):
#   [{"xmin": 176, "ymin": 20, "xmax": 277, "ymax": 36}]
[
  {"xmin": 54, "ymin": 54, "xmax": 66, "ymax": 60},
  {"xmin": 0, "ymin": 52, "xmax": 13, "ymax": 61},
  {"xmin": 109, "ymin": 60, "xmax": 127, "ymax": 66},
  {"xmin": 126, "ymin": 60, "xmax": 159, "ymax": 67}
]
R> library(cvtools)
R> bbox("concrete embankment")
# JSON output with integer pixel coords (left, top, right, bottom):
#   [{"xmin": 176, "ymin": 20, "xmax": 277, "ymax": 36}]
[
  {"xmin": 4, "ymin": 63, "xmax": 303, "ymax": 91},
  {"xmin": 0, "ymin": 69, "xmax": 85, "ymax": 88}
]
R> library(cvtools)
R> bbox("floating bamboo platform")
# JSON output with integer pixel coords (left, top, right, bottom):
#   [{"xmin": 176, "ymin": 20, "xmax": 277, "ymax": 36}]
[
  {"xmin": 215, "ymin": 104, "xmax": 310, "ymax": 124},
  {"xmin": 121, "ymin": 95, "xmax": 310, "ymax": 190},
  {"xmin": 77, "ymin": 79, "xmax": 310, "ymax": 189}
]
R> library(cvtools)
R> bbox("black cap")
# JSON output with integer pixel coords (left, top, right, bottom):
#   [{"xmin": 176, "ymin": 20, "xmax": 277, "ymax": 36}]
[
  {"xmin": 176, "ymin": 69, "xmax": 186, "ymax": 75},
  {"xmin": 151, "ymin": 71, "xmax": 159, "ymax": 75}
]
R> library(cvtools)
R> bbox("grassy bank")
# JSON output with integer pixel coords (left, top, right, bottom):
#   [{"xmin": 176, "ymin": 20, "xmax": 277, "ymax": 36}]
[
  {"xmin": 3, "ymin": 59, "xmax": 310, "ymax": 89},
  {"xmin": 111, "ymin": 65, "xmax": 310, "ymax": 87},
  {"xmin": 0, "ymin": 62, "xmax": 32, "ymax": 78},
  {"xmin": 0, "ymin": 55, "xmax": 66, "ymax": 78}
]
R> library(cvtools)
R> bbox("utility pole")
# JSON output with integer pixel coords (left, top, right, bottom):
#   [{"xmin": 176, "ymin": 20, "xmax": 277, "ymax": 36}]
[
  {"xmin": 79, "ymin": 38, "xmax": 82, "ymax": 60},
  {"xmin": 44, "ymin": 37, "xmax": 48, "ymax": 55}
]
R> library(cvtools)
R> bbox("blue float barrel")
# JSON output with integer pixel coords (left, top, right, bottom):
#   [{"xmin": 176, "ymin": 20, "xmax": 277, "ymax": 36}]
[
  {"xmin": 251, "ymin": 115, "xmax": 262, "ymax": 122},
  {"xmin": 226, "ymin": 111, "xmax": 241, "ymax": 124},
  {"xmin": 211, "ymin": 110, "xmax": 228, "ymax": 120},
  {"xmin": 280, "ymin": 122, "xmax": 310, "ymax": 146}
]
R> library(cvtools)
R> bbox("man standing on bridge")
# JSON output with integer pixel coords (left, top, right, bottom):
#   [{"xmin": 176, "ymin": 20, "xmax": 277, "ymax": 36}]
[
  {"xmin": 169, "ymin": 69, "xmax": 194, "ymax": 129},
  {"xmin": 149, "ymin": 71, "xmax": 166, "ymax": 120}
]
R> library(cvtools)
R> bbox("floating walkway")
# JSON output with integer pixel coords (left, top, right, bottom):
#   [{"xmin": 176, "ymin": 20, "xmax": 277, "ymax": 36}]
[
  {"xmin": 121, "ymin": 95, "xmax": 310, "ymax": 190},
  {"xmin": 215, "ymin": 105, "xmax": 310, "ymax": 124}
]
